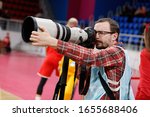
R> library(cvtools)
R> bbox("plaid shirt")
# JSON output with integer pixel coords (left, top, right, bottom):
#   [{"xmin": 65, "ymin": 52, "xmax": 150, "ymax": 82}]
[{"xmin": 57, "ymin": 40, "xmax": 125, "ymax": 100}]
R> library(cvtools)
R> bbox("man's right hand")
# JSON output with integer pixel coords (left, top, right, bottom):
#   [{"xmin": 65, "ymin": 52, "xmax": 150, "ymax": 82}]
[{"xmin": 30, "ymin": 26, "xmax": 58, "ymax": 49}]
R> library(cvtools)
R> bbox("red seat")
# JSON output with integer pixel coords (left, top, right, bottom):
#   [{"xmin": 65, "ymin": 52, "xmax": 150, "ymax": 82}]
[{"xmin": 2, "ymin": 0, "xmax": 40, "ymax": 20}]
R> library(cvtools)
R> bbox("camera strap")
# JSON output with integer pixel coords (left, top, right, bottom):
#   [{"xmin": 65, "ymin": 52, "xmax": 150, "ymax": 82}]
[
  {"xmin": 79, "ymin": 65, "xmax": 91, "ymax": 95},
  {"xmin": 70, "ymin": 63, "xmax": 78, "ymax": 99},
  {"xmin": 98, "ymin": 71, "xmax": 116, "ymax": 100},
  {"xmin": 53, "ymin": 56, "xmax": 69, "ymax": 100}
]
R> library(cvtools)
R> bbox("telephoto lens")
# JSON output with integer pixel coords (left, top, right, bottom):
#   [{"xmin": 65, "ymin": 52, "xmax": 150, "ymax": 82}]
[{"xmin": 21, "ymin": 16, "xmax": 91, "ymax": 44}]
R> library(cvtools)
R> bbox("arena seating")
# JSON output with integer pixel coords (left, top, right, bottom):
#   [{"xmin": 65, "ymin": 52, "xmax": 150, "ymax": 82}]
[
  {"xmin": 1, "ymin": 0, "xmax": 40, "ymax": 20},
  {"xmin": 114, "ymin": 15, "xmax": 144, "ymax": 50},
  {"xmin": 112, "ymin": 0, "xmax": 150, "ymax": 51}
]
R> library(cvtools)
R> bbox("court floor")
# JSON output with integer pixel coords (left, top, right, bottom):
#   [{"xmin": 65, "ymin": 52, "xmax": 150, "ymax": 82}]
[
  {"xmin": 0, "ymin": 50, "xmax": 80, "ymax": 100},
  {"xmin": 0, "ymin": 88, "xmax": 21, "ymax": 100}
]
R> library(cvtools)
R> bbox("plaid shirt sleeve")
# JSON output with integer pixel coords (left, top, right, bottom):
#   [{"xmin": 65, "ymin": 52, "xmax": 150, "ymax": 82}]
[{"xmin": 57, "ymin": 40, "xmax": 125, "ymax": 67}]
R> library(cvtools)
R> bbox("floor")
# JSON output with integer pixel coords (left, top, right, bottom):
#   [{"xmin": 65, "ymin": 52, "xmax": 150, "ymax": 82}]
[
  {"xmin": 0, "ymin": 89, "xmax": 20, "ymax": 100},
  {"xmin": 0, "ymin": 51, "xmax": 80, "ymax": 100}
]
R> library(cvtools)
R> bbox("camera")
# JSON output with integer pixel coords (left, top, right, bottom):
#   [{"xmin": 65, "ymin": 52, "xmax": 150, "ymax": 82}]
[{"xmin": 21, "ymin": 16, "xmax": 95, "ymax": 46}]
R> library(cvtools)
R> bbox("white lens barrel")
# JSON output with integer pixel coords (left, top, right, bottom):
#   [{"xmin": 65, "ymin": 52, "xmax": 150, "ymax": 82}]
[
  {"xmin": 34, "ymin": 17, "xmax": 58, "ymax": 38},
  {"xmin": 22, "ymin": 16, "xmax": 88, "ymax": 44}
]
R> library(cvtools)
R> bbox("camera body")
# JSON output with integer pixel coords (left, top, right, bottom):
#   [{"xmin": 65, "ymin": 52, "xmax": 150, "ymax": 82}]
[{"xmin": 21, "ymin": 16, "xmax": 95, "ymax": 47}]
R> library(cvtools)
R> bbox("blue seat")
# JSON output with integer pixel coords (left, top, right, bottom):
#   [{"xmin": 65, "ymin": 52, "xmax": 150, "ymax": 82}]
[
  {"xmin": 112, "ymin": 16, "xmax": 119, "ymax": 22},
  {"xmin": 132, "ymin": 23, "xmax": 138, "ymax": 29},
  {"xmin": 128, "ymin": 30, "xmax": 133, "ymax": 34},
  {"xmin": 143, "ymin": 17, "xmax": 148, "ymax": 22},
  {"xmin": 128, "ymin": 23, "xmax": 134, "ymax": 29},
  {"xmin": 133, "ymin": 30, "xmax": 139, "ymax": 35},
  {"xmin": 123, "ymin": 29, "xmax": 129, "ymax": 34},
  {"xmin": 133, "ymin": 17, "xmax": 143, "ymax": 23},
  {"xmin": 120, "ymin": 16, "xmax": 128, "ymax": 22},
  {"xmin": 131, "ymin": 37, "xmax": 141, "ymax": 45},
  {"xmin": 119, "ymin": 36, "xmax": 129, "ymax": 43},
  {"xmin": 120, "ymin": 28, "xmax": 124, "ymax": 33},
  {"xmin": 137, "ymin": 17, "xmax": 144, "ymax": 23},
  {"xmin": 119, "ymin": 22, "xmax": 124, "ymax": 28},
  {"xmin": 133, "ymin": 17, "xmax": 138, "ymax": 23},
  {"xmin": 113, "ymin": 16, "xmax": 128, "ymax": 23},
  {"xmin": 123, "ymin": 22, "xmax": 128, "ymax": 28}
]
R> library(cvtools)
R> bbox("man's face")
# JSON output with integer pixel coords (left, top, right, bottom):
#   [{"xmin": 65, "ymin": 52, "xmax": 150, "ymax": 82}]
[{"xmin": 94, "ymin": 22, "xmax": 115, "ymax": 49}]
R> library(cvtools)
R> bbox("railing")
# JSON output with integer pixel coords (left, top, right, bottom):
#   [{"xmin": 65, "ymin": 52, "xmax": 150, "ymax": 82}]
[
  {"xmin": 0, "ymin": 17, "xmax": 23, "ymax": 32},
  {"xmin": 119, "ymin": 33, "xmax": 144, "ymax": 51}
]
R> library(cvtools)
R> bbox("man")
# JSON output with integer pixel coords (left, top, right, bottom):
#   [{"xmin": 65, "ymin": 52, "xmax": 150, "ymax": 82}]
[
  {"xmin": 66, "ymin": 17, "xmax": 78, "ymax": 28},
  {"xmin": 30, "ymin": 18, "xmax": 134, "ymax": 100}
]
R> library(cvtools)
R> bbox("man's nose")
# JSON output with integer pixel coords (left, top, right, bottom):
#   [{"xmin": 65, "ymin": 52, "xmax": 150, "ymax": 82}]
[
  {"xmin": 95, "ymin": 33, "xmax": 100, "ymax": 38},
  {"xmin": 96, "ymin": 32, "xmax": 102, "ymax": 40}
]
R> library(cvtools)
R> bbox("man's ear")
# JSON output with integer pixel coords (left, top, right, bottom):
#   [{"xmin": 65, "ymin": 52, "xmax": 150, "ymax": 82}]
[
  {"xmin": 112, "ymin": 33, "xmax": 118, "ymax": 41},
  {"xmin": 112, "ymin": 33, "xmax": 118, "ymax": 45}
]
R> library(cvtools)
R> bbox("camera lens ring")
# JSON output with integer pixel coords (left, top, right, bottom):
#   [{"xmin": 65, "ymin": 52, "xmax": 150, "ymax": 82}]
[
  {"xmin": 60, "ymin": 24, "xmax": 66, "ymax": 41},
  {"xmin": 21, "ymin": 16, "xmax": 38, "ymax": 42},
  {"xmin": 55, "ymin": 23, "xmax": 60, "ymax": 39},
  {"xmin": 64, "ymin": 26, "xmax": 71, "ymax": 42}
]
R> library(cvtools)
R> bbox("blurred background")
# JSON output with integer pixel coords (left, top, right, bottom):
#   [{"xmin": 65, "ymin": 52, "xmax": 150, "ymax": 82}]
[{"xmin": 0, "ymin": 0, "xmax": 149, "ymax": 99}]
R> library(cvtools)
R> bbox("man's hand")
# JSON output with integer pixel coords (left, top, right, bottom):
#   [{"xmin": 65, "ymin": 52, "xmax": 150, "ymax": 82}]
[{"xmin": 30, "ymin": 26, "xmax": 58, "ymax": 49}]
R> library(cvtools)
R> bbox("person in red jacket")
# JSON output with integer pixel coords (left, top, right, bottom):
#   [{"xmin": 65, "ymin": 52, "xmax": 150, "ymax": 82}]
[
  {"xmin": 136, "ymin": 24, "xmax": 150, "ymax": 100},
  {"xmin": 3, "ymin": 32, "xmax": 11, "ymax": 53},
  {"xmin": 35, "ymin": 46, "xmax": 62, "ymax": 100},
  {"xmin": 0, "ymin": 32, "xmax": 11, "ymax": 53}
]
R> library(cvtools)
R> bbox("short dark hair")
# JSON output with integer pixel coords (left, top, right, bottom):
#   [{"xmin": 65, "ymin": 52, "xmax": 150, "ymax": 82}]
[{"xmin": 95, "ymin": 18, "xmax": 120, "ymax": 41}]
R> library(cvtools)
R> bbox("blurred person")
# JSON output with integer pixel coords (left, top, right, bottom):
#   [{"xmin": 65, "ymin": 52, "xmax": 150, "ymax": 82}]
[
  {"xmin": 35, "ymin": 46, "xmax": 62, "ymax": 100},
  {"xmin": 0, "ymin": 10, "xmax": 10, "ymax": 18},
  {"xmin": 136, "ymin": 24, "xmax": 150, "ymax": 100},
  {"xmin": 3, "ymin": 32, "xmax": 11, "ymax": 53},
  {"xmin": 35, "ymin": 17, "xmax": 78, "ymax": 100},
  {"xmin": 120, "ymin": 3, "xmax": 136, "ymax": 22},
  {"xmin": 0, "ymin": 32, "xmax": 11, "ymax": 53},
  {"xmin": 134, "ymin": 6, "xmax": 147, "ymax": 17},
  {"xmin": 66, "ymin": 17, "xmax": 78, "ymax": 28},
  {"xmin": 30, "ymin": 18, "xmax": 134, "ymax": 100},
  {"xmin": 35, "ymin": 9, "xmax": 44, "ymax": 18}
]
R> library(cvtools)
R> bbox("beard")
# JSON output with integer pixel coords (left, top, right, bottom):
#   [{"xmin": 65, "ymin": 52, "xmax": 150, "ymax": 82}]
[
  {"xmin": 96, "ymin": 46, "xmax": 105, "ymax": 49},
  {"xmin": 96, "ymin": 42, "xmax": 108, "ymax": 49}
]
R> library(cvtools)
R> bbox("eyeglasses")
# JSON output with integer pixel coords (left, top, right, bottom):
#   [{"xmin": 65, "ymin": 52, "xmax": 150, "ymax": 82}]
[{"xmin": 95, "ymin": 30, "xmax": 114, "ymax": 35}]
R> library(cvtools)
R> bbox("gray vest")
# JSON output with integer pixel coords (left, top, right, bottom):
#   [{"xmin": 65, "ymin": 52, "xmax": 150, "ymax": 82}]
[{"xmin": 84, "ymin": 49, "xmax": 134, "ymax": 100}]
